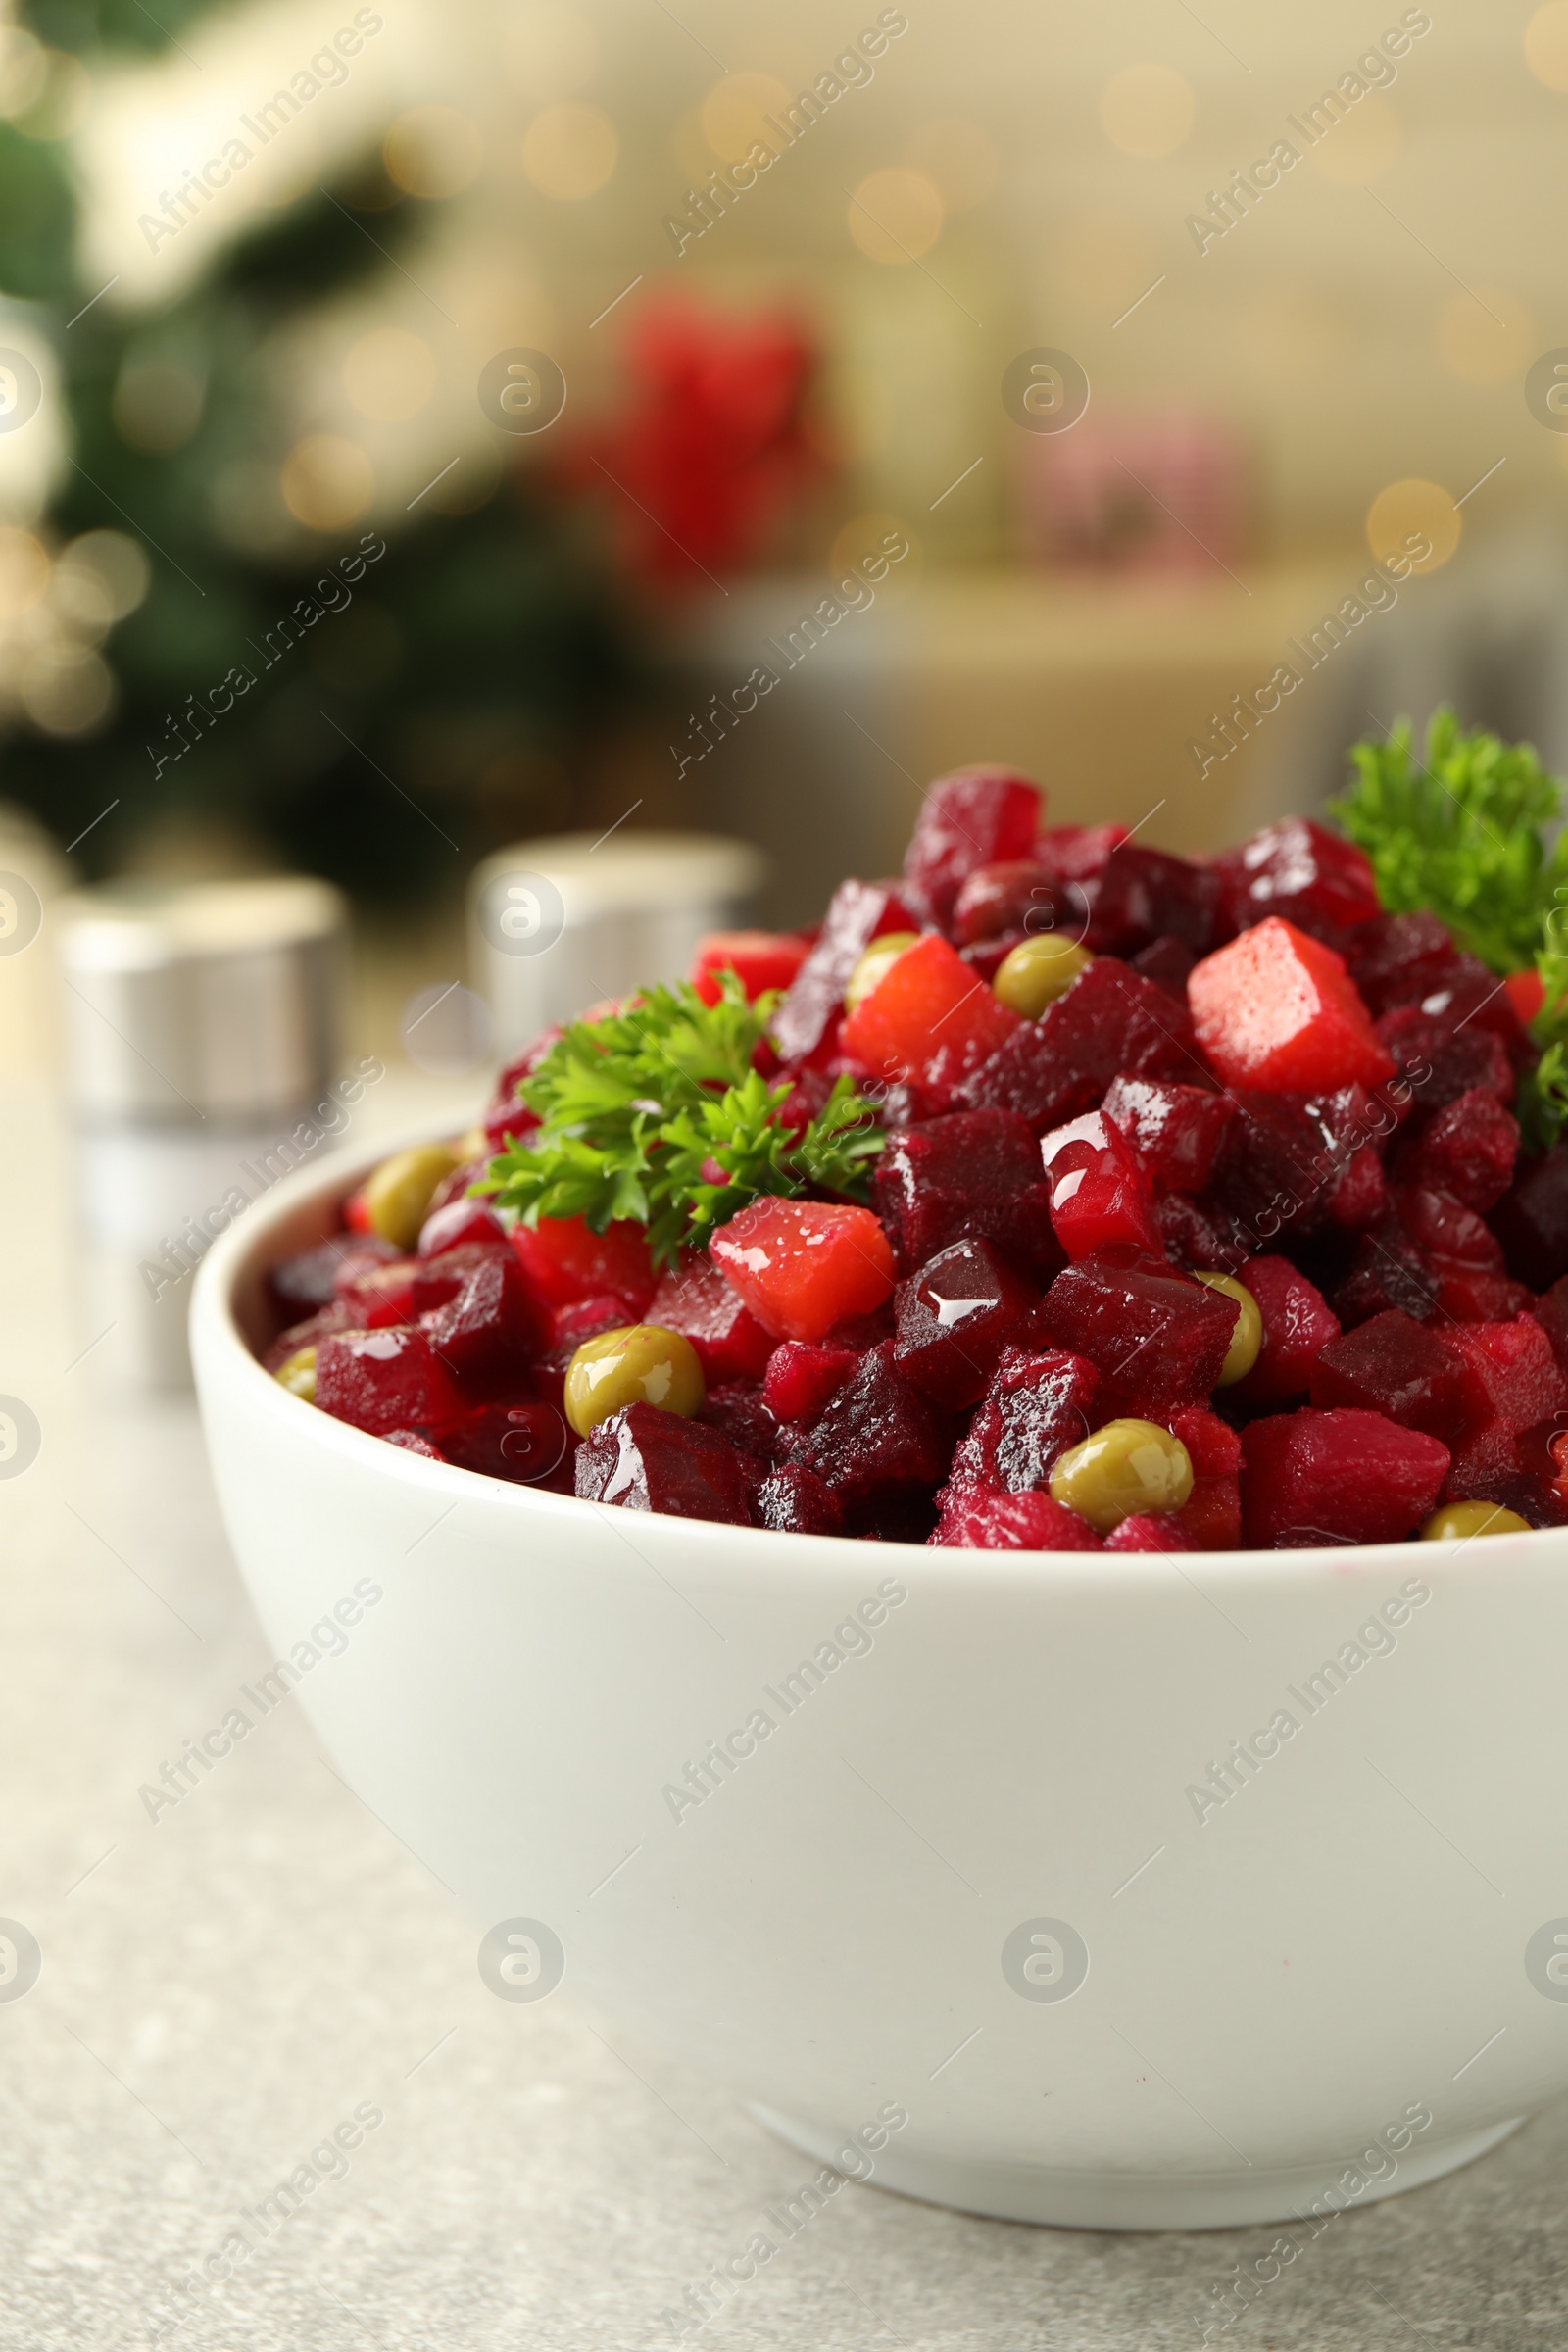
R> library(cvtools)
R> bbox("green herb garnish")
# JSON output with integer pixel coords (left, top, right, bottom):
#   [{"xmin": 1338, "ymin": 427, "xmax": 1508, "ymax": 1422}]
[
  {"xmin": 1332, "ymin": 708, "xmax": 1568, "ymax": 977},
  {"xmin": 481, "ymin": 971, "xmax": 885, "ymax": 1270}
]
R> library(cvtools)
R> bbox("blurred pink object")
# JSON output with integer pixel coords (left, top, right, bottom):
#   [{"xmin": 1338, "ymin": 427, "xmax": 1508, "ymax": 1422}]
[{"xmin": 1015, "ymin": 415, "xmax": 1249, "ymax": 574}]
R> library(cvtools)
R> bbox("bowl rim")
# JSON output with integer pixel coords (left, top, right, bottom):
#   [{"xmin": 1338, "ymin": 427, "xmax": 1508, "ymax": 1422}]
[{"xmin": 188, "ymin": 1118, "xmax": 1556, "ymax": 1590}]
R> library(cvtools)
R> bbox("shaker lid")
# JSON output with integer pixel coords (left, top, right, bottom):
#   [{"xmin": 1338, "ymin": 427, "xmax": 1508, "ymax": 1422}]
[{"xmin": 56, "ymin": 875, "xmax": 345, "ymax": 1122}]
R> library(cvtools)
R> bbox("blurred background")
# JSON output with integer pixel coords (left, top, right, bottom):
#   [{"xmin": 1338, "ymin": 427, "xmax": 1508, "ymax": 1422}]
[{"xmin": 5, "ymin": 0, "xmax": 1568, "ymax": 1085}]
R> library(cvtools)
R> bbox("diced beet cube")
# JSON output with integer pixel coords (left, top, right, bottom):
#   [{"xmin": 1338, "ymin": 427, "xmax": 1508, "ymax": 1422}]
[
  {"xmin": 957, "ymin": 956, "xmax": 1199, "ymax": 1134},
  {"xmin": 1326, "ymin": 1145, "xmax": 1389, "ymax": 1231},
  {"xmin": 511, "ymin": 1213, "xmax": 656, "ymax": 1314},
  {"xmin": 270, "ymin": 1234, "xmax": 399, "ymax": 1318},
  {"xmin": 549, "ymin": 1293, "xmax": 636, "ymax": 1351},
  {"xmin": 958, "ymin": 931, "xmax": 1029, "ymax": 984},
  {"xmin": 1168, "ymin": 1405, "xmax": 1242, "ymax": 1477},
  {"xmin": 952, "ymin": 860, "xmax": 1066, "ymax": 945},
  {"xmin": 839, "ymin": 932, "xmax": 1021, "ymax": 1093},
  {"xmin": 1129, "ymin": 934, "xmax": 1197, "ymax": 1002},
  {"xmin": 1176, "ymin": 1475, "xmax": 1243, "ymax": 1549},
  {"xmin": 772, "ymin": 878, "xmax": 925, "ymax": 1066},
  {"xmin": 1240, "ymin": 1409, "xmax": 1449, "ymax": 1546},
  {"xmin": 1394, "ymin": 1183, "xmax": 1503, "ymax": 1270},
  {"xmin": 903, "ymin": 766, "xmax": 1042, "ymax": 926},
  {"xmin": 697, "ymin": 1383, "xmax": 783, "ymax": 1483},
  {"xmin": 335, "ymin": 1257, "xmax": 420, "ymax": 1329},
  {"xmin": 931, "ymin": 1482, "xmax": 1102, "ymax": 1550},
  {"xmin": 762, "ymin": 1341, "xmax": 859, "ymax": 1425},
  {"xmin": 1040, "ymin": 1109, "xmax": 1162, "ymax": 1259},
  {"xmin": 439, "ymin": 1400, "xmax": 570, "ymax": 1485},
  {"xmin": 1331, "ymin": 1218, "xmax": 1442, "ymax": 1328},
  {"xmin": 1426, "ymin": 1264, "xmax": 1533, "ymax": 1323},
  {"xmin": 710, "ymin": 1197, "xmax": 895, "ymax": 1343},
  {"xmin": 1087, "ymin": 845, "xmax": 1221, "ymax": 957},
  {"xmin": 316, "ymin": 1326, "xmax": 464, "ymax": 1437},
  {"xmin": 1417, "ymin": 956, "xmax": 1532, "ymax": 1066},
  {"xmin": 1398, "ymin": 1089, "xmax": 1519, "ymax": 1211},
  {"xmin": 1345, "ymin": 910, "xmax": 1460, "ymax": 1013},
  {"xmin": 893, "ymin": 1237, "xmax": 1040, "ymax": 1411},
  {"xmin": 647, "ymin": 1250, "xmax": 774, "ymax": 1384},
  {"xmin": 262, "ymin": 1302, "xmax": 353, "ymax": 1372},
  {"xmin": 804, "ymin": 1340, "xmax": 955, "ymax": 1504},
  {"xmin": 1376, "ymin": 1006, "xmax": 1514, "ymax": 1109},
  {"xmin": 421, "ymin": 1253, "xmax": 544, "ymax": 1390},
  {"xmin": 1102, "ymin": 1075, "xmax": 1235, "ymax": 1196},
  {"xmin": 1438, "ymin": 1314, "xmax": 1568, "ymax": 1436},
  {"xmin": 384, "ymin": 1429, "xmax": 446, "ymax": 1460},
  {"xmin": 1441, "ymin": 1419, "xmax": 1566, "ymax": 1528},
  {"xmin": 1491, "ymin": 1144, "xmax": 1568, "ymax": 1289},
  {"xmin": 690, "ymin": 929, "xmax": 809, "ymax": 1006},
  {"xmin": 1211, "ymin": 817, "xmax": 1381, "ymax": 941},
  {"xmin": 407, "ymin": 1242, "xmax": 508, "ymax": 1318},
  {"xmin": 754, "ymin": 1463, "xmax": 845, "ymax": 1535},
  {"xmin": 1533, "ymin": 1277, "xmax": 1568, "ymax": 1376},
  {"xmin": 417, "ymin": 1196, "xmax": 510, "ymax": 1258},
  {"xmin": 1154, "ymin": 1190, "xmax": 1250, "ymax": 1275},
  {"xmin": 1036, "ymin": 823, "xmax": 1128, "ymax": 882},
  {"xmin": 871, "ymin": 1108, "xmax": 1060, "ymax": 1277},
  {"xmin": 1190, "ymin": 918, "xmax": 1393, "ymax": 1094},
  {"xmin": 1205, "ymin": 1091, "xmax": 1335, "ymax": 1242},
  {"xmin": 575, "ymin": 1401, "xmax": 751, "ymax": 1524},
  {"xmin": 1230, "ymin": 1255, "xmax": 1340, "ymax": 1402},
  {"xmin": 1103, "ymin": 1511, "xmax": 1198, "ymax": 1552},
  {"xmin": 1035, "ymin": 1253, "xmax": 1236, "ymax": 1415},
  {"xmin": 1308, "ymin": 1308, "xmax": 1470, "ymax": 1439},
  {"xmin": 947, "ymin": 1344, "xmax": 1099, "ymax": 1494}
]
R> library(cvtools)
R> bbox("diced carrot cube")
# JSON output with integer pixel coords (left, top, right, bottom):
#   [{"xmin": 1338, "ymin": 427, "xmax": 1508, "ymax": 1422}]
[
  {"xmin": 838, "ymin": 932, "xmax": 1019, "ymax": 1089},
  {"xmin": 511, "ymin": 1214, "xmax": 656, "ymax": 1313},
  {"xmin": 1188, "ymin": 916, "xmax": 1394, "ymax": 1093},
  {"xmin": 710, "ymin": 1197, "xmax": 895, "ymax": 1342},
  {"xmin": 690, "ymin": 930, "xmax": 809, "ymax": 1006}
]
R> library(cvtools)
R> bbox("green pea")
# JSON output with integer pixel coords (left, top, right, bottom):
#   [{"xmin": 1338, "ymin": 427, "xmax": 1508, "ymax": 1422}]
[
  {"xmin": 274, "ymin": 1346, "xmax": 317, "ymax": 1403},
  {"xmin": 993, "ymin": 935, "xmax": 1093, "ymax": 1017},
  {"xmin": 564, "ymin": 1324, "xmax": 706, "ymax": 1437},
  {"xmin": 1422, "ymin": 1499, "xmax": 1530, "ymax": 1541},
  {"xmin": 363, "ymin": 1144, "xmax": 460, "ymax": 1250},
  {"xmin": 1193, "ymin": 1271, "xmax": 1263, "ymax": 1386},
  {"xmin": 1049, "ymin": 1418, "xmax": 1194, "ymax": 1534}
]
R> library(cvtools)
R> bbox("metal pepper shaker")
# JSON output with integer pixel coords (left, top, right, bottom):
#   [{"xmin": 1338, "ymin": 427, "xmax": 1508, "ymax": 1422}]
[{"xmin": 56, "ymin": 876, "xmax": 352, "ymax": 1389}]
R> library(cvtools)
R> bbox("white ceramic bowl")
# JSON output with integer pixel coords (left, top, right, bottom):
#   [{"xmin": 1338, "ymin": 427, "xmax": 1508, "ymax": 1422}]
[{"xmin": 192, "ymin": 1135, "xmax": 1568, "ymax": 2230}]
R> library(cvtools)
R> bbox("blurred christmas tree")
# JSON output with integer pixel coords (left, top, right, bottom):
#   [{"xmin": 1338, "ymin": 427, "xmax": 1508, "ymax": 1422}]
[{"xmin": 0, "ymin": 0, "xmax": 637, "ymax": 905}]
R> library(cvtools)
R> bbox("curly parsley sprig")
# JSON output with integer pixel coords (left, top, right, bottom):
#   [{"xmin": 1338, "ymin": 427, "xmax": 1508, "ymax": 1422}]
[
  {"xmin": 479, "ymin": 971, "xmax": 885, "ymax": 1270},
  {"xmin": 1331, "ymin": 709, "xmax": 1568, "ymax": 976}
]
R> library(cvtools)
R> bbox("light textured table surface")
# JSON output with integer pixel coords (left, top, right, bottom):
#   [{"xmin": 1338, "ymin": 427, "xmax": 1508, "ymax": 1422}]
[{"xmin": 3, "ymin": 1075, "xmax": 1566, "ymax": 2352}]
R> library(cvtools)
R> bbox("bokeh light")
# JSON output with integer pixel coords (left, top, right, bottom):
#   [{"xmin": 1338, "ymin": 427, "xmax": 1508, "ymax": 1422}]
[
  {"xmin": 1366, "ymin": 477, "xmax": 1461, "ymax": 573},
  {"xmin": 343, "ymin": 328, "xmax": 436, "ymax": 423},
  {"xmin": 1099, "ymin": 63, "xmax": 1195, "ymax": 161},
  {"xmin": 0, "ymin": 528, "xmax": 50, "ymax": 619},
  {"xmin": 503, "ymin": 3, "xmax": 598, "ymax": 100},
  {"xmin": 280, "ymin": 436, "xmax": 375, "ymax": 530},
  {"xmin": 846, "ymin": 169, "xmax": 945, "ymax": 263},
  {"xmin": 1525, "ymin": 0, "xmax": 1568, "ymax": 88},
  {"xmin": 521, "ymin": 103, "xmax": 617, "ymax": 199},
  {"xmin": 20, "ymin": 647, "xmax": 114, "ymax": 736},
  {"xmin": 51, "ymin": 532, "xmax": 151, "ymax": 633}
]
